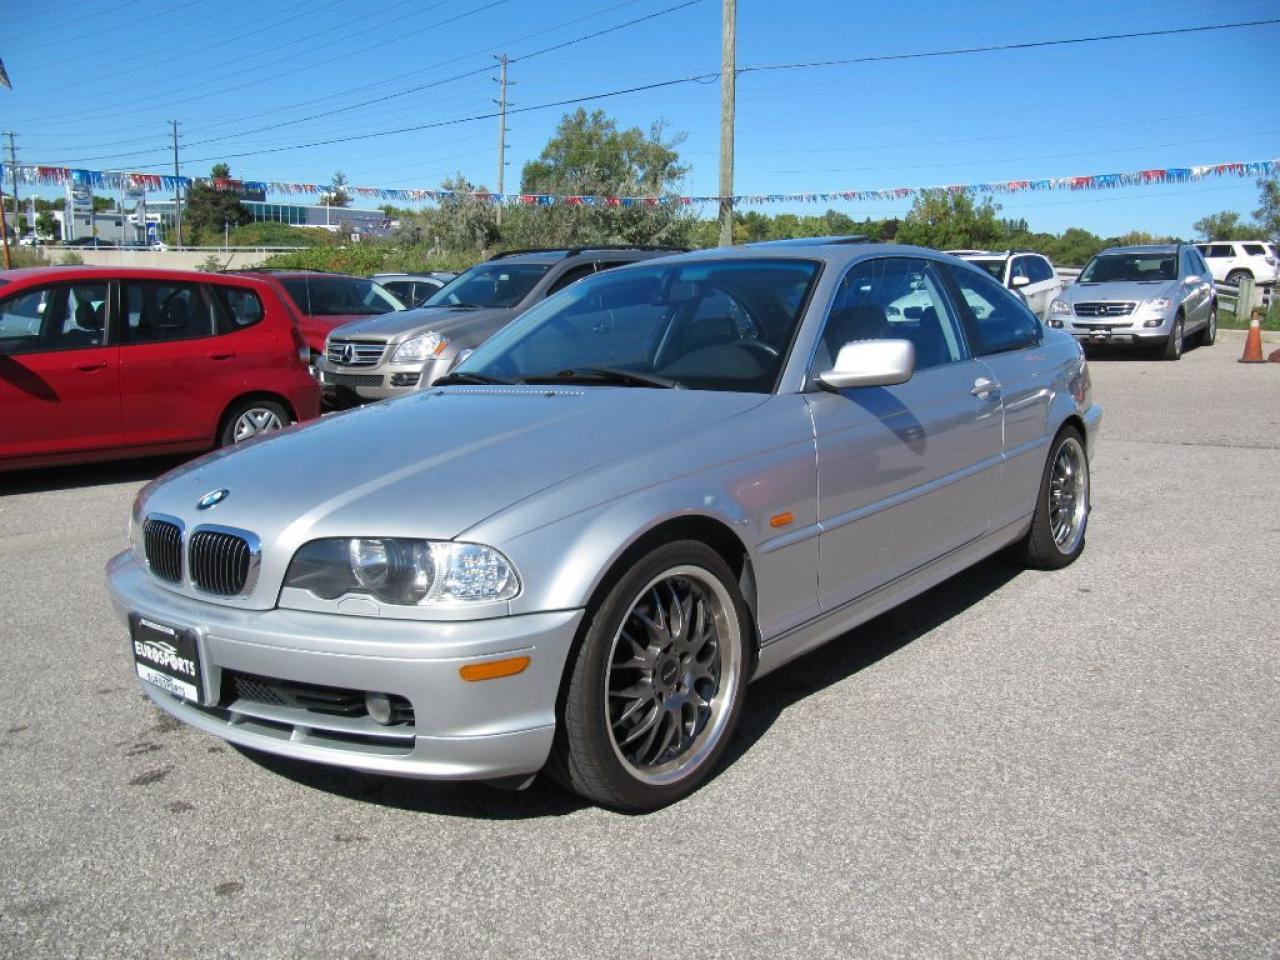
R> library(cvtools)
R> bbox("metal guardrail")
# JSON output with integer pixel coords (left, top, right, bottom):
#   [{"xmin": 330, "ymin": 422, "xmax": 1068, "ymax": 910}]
[{"xmin": 43, "ymin": 245, "xmax": 307, "ymax": 253}]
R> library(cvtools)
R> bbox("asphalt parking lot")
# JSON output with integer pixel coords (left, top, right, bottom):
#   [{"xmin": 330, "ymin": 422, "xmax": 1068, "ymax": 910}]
[{"xmin": 2, "ymin": 330, "xmax": 1277, "ymax": 960}]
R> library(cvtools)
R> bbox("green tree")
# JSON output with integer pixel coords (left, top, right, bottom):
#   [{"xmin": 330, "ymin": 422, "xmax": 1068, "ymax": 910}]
[
  {"xmin": 182, "ymin": 163, "xmax": 253, "ymax": 243},
  {"xmin": 510, "ymin": 109, "xmax": 694, "ymax": 248},
  {"xmin": 210, "ymin": 162, "xmax": 231, "ymax": 179},
  {"xmin": 35, "ymin": 210, "xmax": 57, "ymax": 240},
  {"xmin": 1253, "ymin": 178, "xmax": 1280, "ymax": 241},
  {"xmin": 319, "ymin": 170, "xmax": 352, "ymax": 208},
  {"xmin": 1192, "ymin": 210, "xmax": 1256, "ymax": 241},
  {"xmin": 895, "ymin": 192, "xmax": 1005, "ymax": 251}
]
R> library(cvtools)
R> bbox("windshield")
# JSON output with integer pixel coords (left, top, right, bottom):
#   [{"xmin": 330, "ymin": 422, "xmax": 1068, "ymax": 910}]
[
  {"xmin": 425, "ymin": 262, "xmax": 551, "ymax": 308},
  {"xmin": 280, "ymin": 277, "xmax": 404, "ymax": 316},
  {"xmin": 455, "ymin": 258, "xmax": 821, "ymax": 393},
  {"xmin": 968, "ymin": 259, "xmax": 1006, "ymax": 282},
  {"xmin": 1079, "ymin": 253, "xmax": 1176, "ymax": 283}
]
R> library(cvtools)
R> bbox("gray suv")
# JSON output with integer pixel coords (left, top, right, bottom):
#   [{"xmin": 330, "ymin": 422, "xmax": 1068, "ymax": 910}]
[
  {"xmin": 320, "ymin": 246, "xmax": 684, "ymax": 401},
  {"xmin": 1048, "ymin": 244, "xmax": 1217, "ymax": 360}
]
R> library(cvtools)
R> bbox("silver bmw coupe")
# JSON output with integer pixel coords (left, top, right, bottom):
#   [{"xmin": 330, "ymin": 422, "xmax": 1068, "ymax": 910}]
[{"xmin": 108, "ymin": 240, "xmax": 1102, "ymax": 811}]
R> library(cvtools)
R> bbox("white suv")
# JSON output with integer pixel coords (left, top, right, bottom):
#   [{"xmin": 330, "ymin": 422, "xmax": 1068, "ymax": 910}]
[
  {"xmin": 951, "ymin": 250, "xmax": 1064, "ymax": 320},
  {"xmin": 1193, "ymin": 241, "xmax": 1278, "ymax": 286}
]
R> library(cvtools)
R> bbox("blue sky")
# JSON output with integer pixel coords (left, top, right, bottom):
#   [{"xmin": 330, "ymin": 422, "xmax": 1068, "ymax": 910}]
[{"xmin": 3, "ymin": 0, "xmax": 1277, "ymax": 237}]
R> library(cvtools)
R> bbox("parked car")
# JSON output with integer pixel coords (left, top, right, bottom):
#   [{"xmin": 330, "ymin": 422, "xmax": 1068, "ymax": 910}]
[
  {"xmin": 64, "ymin": 237, "xmax": 115, "ymax": 248},
  {"xmin": 953, "ymin": 250, "xmax": 1064, "ymax": 320},
  {"xmin": 320, "ymin": 246, "xmax": 683, "ymax": 403},
  {"xmin": 1193, "ymin": 241, "xmax": 1279, "ymax": 287},
  {"xmin": 227, "ymin": 269, "xmax": 405, "ymax": 364},
  {"xmin": 108, "ymin": 242, "xmax": 1101, "ymax": 810},
  {"xmin": 0, "ymin": 266, "xmax": 320, "ymax": 471},
  {"xmin": 1049, "ymin": 244, "xmax": 1216, "ymax": 359},
  {"xmin": 371, "ymin": 272, "xmax": 457, "ymax": 308}
]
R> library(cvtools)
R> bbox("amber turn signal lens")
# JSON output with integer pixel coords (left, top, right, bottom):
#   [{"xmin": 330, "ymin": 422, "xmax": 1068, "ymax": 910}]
[
  {"xmin": 459, "ymin": 656, "xmax": 531, "ymax": 682},
  {"xmin": 769, "ymin": 512, "xmax": 794, "ymax": 528}
]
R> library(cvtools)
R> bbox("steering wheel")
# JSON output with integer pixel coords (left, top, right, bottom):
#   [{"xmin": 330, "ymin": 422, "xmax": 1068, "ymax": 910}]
[{"xmin": 736, "ymin": 340, "xmax": 780, "ymax": 361}]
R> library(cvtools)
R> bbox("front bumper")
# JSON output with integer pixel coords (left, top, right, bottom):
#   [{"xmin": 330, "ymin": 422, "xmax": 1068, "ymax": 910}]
[
  {"xmin": 106, "ymin": 552, "xmax": 583, "ymax": 780},
  {"xmin": 1058, "ymin": 313, "xmax": 1175, "ymax": 346},
  {"xmin": 316, "ymin": 357, "xmax": 427, "ymax": 401}
]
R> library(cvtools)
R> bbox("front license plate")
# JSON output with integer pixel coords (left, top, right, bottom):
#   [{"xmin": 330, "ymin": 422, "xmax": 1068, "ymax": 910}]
[{"xmin": 129, "ymin": 614, "xmax": 202, "ymax": 703}]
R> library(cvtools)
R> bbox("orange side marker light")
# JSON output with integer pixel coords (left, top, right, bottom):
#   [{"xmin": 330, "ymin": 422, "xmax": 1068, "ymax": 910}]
[
  {"xmin": 459, "ymin": 656, "xmax": 531, "ymax": 682},
  {"xmin": 769, "ymin": 512, "xmax": 794, "ymax": 529}
]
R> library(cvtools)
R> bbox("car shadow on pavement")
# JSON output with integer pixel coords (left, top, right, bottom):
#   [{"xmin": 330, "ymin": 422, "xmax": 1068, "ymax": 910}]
[
  {"xmin": 239, "ymin": 555, "xmax": 1025, "ymax": 819},
  {"xmin": 0, "ymin": 456, "xmax": 187, "ymax": 494}
]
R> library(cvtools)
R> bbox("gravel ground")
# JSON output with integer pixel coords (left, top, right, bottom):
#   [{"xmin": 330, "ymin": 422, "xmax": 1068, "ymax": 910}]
[{"xmin": 1, "ymin": 330, "xmax": 1276, "ymax": 959}]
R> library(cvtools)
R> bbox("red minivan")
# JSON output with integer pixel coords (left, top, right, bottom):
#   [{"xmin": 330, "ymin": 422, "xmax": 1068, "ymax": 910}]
[{"xmin": 0, "ymin": 266, "xmax": 321, "ymax": 472}]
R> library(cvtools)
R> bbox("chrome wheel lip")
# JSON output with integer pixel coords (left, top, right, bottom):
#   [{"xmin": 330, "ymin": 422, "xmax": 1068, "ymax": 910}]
[
  {"xmin": 1049, "ymin": 436, "xmax": 1089, "ymax": 554},
  {"xmin": 232, "ymin": 407, "xmax": 284, "ymax": 443},
  {"xmin": 603, "ymin": 564, "xmax": 742, "ymax": 788}
]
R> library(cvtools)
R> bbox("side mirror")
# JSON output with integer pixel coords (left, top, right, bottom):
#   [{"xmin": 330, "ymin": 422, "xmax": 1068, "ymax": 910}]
[
  {"xmin": 1010, "ymin": 275, "xmax": 1031, "ymax": 288},
  {"xmin": 819, "ymin": 339, "xmax": 915, "ymax": 390}
]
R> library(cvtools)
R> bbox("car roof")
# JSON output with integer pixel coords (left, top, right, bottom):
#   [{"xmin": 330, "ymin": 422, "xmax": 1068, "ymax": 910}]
[
  {"xmin": 746, "ymin": 235, "xmax": 870, "ymax": 248},
  {"xmin": 485, "ymin": 246, "xmax": 687, "ymax": 265},
  {"xmin": 1099, "ymin": 244, "xmax": 1179, "ymax": 255},
  {"xmin": 0, "ymin": 265, "xmax": 277, "ymax": 287},
  {"xmin": 371, "ymin": 272, "xmax": 454, "ymax": 281},
  {"xmin": 658, "ymin": 241, "xmax": 972, "ymax": 269}
]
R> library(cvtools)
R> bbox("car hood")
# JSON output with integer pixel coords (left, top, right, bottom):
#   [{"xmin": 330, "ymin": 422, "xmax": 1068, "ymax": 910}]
[
  {"xmin": 327, "ymin": 305, "xmax": 515, "ymax": 343},
  {"xmin": 139, "ymin": 386, "xmax": 769, "ymax": 605},
  {"xmin": 1065, "ymin": 279, "xmax": 1179, "ymax": 302}
]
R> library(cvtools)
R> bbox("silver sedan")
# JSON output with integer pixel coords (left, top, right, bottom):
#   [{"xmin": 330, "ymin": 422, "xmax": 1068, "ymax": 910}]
[{"xmin": 107, "ymin": 242, "xmax": 1102, "ymax": 811}]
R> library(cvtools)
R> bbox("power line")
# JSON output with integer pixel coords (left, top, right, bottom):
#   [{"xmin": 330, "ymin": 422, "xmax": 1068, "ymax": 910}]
[{"xmin": 737, "ymin": 17, "xmax": 1280, "ymax": 75}]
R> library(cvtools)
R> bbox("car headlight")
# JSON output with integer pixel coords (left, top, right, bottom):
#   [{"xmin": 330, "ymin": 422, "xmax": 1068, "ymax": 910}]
[
  {"xmin": 283, "ymin": 538, "xmax": 520, "ymax": 605},
  {"xmin": 391, "ymin": 332, "xmax": 448, "ymax": 364},
  {"xmin": 1143, "ymin": 298, "xmax": 1173, "ymax": 312},
  {"xmin": 1050, "ymin": 299, "xmax": 1071, "ymax": 315}
]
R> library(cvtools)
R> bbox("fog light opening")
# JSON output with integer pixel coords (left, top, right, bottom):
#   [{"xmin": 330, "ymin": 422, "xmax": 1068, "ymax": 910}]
[{"xmin": 365, "ymin": 692, "xmax": 394, "ymax": 725}]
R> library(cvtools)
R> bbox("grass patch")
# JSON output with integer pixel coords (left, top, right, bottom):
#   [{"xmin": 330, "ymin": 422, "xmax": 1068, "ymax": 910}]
[{"xmin": 1219, "ymin": 298, "xmax": 1280, "ymax": 331}]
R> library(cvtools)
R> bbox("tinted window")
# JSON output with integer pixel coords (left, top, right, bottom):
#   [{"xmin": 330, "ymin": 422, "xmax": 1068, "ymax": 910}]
[
  {"xmin": 1028, "ymin": 257, "xmax": 1055, "ymax": 283},
  {"xmin": 280, "ymin": 277, "xmax": 402, "ymax": 316},
  {"xmin": 213, "ymin": 286, "xmax": 265, "ymax": 331},
  {"xmin": 818, "ymin": 257, "xmax": 966, "ymax": 373},
  {"xmin": 426, "ymin": 262, "xmax": 551, "ymax": 308},
  {"xmin": 1009, "ymin": 257, "xmax": 1031, "ymax": 285},
  {"xmin": 1204, "ymin": 245, "xmax": 1232, "ymax": 258},
  {"xmin": 969, "ymin": 258, "xmax": 1006, "ymax": 281},
  {"xmin": 123, "ymin": 282, "xmax": 215, "ymax": 343},
  {"xmin": 1242, "ymin": 244, "xmax": 1267, "ymax": 257},
  {"xmin": 547, "ymin": 264, "xmax": 597, "ymax": 295},
  {"xmin": 1079, "ymin": 253, "xmax": 1177, "ymax": 283},
  {"xmin": 460, "ymin": 259, "xmax": 820, "ymax": 393},
  {"xmin": 945, "ymin": 264, "xmax": 1041, "ymax": 355}
]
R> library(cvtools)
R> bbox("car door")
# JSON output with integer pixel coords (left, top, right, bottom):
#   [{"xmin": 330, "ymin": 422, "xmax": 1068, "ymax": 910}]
[
  {"xmin": 117, "ymin": 278, "xmax": 225, "ymax": 447},
  {"xmin": 1027, "ymin": 256, "xmax": 1062, "ymax": 319},
  {"xmin": 1179, "ymin": 249, "xmax": 1209, "ymax": 329},
  {"xmin": 941, "ymin": 262, "xmax": 1053, "ymax": 533},
  {"xmin": 0, "ymin": 280, "xmax": 122, "ymax": 461},
  {"xmin": 807, "ymin": 256, "xmax": 1004, "ymax": 611}
]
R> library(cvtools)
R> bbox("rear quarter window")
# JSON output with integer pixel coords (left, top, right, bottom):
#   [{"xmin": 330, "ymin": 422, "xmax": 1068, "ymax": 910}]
[
  {"xmin": 212, "ymin": 285, "xmax": 265, "ymax": 333},
  {"xmin": 1242, "ymin": 244, "xmax": 1267, "ymax": 257}
]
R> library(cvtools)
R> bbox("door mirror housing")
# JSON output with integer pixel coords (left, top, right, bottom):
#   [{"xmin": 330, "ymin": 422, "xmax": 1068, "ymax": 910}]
[
  {"xmin": 818, "ymin": 339, "xmax": 915, "ymax": 390},
  {"xmin": 1010, "ymin": 274, "xmax": 1031, "ymax": 288}
]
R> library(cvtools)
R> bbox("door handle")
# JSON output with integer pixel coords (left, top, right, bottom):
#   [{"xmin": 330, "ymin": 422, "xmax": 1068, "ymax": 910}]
[
  {"xmin": 75, "ymin": 361, "xmax": 108, "ymax": 372},
  {"xmin": 206, "ymin": 350, "xmax": 236, "ymax": 360},
  {"xmin": 971, "ymin": 377, "xmax": 1000, "ymax": 399}
]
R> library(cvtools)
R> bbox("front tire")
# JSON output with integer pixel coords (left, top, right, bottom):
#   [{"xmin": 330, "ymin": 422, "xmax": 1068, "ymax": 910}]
[
  {"xmin": 1160, "ymin": 315, "xmax": 1184, "ymax": 361},
  {"xmin": 1200, "ymin": 302, "xmax": 1217, "ymax": 346},
  {"xmin": 1010, "ymin": 426, "xmax": 1090, "ymax": 570},
  {"xmin": 550, "ymin": 541, "xmax": 750, "ymax": 811}
]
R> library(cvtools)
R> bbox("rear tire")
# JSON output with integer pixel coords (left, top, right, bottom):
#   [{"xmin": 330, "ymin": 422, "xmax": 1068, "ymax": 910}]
[
  {"xmin": 1226, "ymin": 270, "xmax": 1251, "ymax": 287},
  {"xmin": 218, "ymin": 398, "xmax": 289, "ymax": 447},
  {"xmin": 1009, "ymin": 426, "xmax": 1089, "ymax": 571},
  {"xmin": 1160, "ymin": 315, "xmax": 1184, "ymax": 361},
  {"xmin": 549, "ymin": 540, "xmax": 750, "ymax": 811}
]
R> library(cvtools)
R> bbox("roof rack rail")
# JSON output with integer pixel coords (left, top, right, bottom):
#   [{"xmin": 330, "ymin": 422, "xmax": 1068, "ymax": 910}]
[{"xmin": 486, "ymin": 244, "xmax": 688, "ymax": 261}]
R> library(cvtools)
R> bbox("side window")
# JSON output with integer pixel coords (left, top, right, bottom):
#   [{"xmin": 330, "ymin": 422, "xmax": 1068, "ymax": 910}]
[
  {"xmin": 546, "ymin": 264, "xmax": 596, "ymax": 296},
  {"xmin": 1242, "ymin": 244, "xmax": 1267, "ymax": 257},
  {"xmin": 1, "ymin": 283, "xmax": 110, "ymax": 355},
  {"xmin": 1029, "ymin": 257, "xmax": 1055, "ymax": 283},
  {"xmin": 1009, "ymin": 257, "xmax": 1030, "ymax": 285},
  {"xmin": 817, "ymin": 257, "xmax": 967, "ymax": 375},
  {"xmin": 1206, "ymin": 245, "xmax": 1231, "ymax": 258},
  {"xmin": 381, "ymin": 281, "xmax": 412, "ymax": 303},
  {"xmin": 212, "ymin": 286, "xmax": 265, "ymax": 332},
  {"xmin": 945, "ymin": 263, "xmax": 1041, "ymax": 355},
  {"xmin": 122, "ymin": 281, "xmax": 215, "ymax": 343}
]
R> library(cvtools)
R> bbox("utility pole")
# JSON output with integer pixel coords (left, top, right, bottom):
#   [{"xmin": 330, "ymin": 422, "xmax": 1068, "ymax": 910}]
[
  {"xmin": 4, "ymin": 132, "xmax": 20, "ymax": 241},
  {"xmin": 717, "ymin": 0, "xmax": 736, "ymax": 247},
  {"xmin": 494, "ymin": 53, "xmax": 510, "ymax": 225},
  {"xmin": 171, "ymin": 120, "xmax": 183, "ymax": 247}
]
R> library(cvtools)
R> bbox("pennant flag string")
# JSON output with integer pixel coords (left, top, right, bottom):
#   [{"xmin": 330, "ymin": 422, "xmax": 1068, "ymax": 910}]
[{"xmin": 2, "ymin": 158, "xmax": 1274, "ymax": 208}]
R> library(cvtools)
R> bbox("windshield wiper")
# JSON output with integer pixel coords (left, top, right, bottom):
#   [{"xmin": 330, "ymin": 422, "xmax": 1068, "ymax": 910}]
[
  {"xmin": 432, "ymin": 371, "xmax": 513, "ymax": 386},
  {"xmin": 522, "ymin": 367, "xmax": 682, "ymax": 389}
]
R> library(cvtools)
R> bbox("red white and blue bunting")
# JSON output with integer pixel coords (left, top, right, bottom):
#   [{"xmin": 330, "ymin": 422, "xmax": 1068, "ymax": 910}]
[{"xmin": 2, "ymin": 158, "xmax": 1275, "ymax": 207}]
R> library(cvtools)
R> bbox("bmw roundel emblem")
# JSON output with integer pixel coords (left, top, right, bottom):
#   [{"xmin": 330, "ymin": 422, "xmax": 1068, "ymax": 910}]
[{"xmin": 197, "ymin": 488, "xmax": 230, "ymax": 510}]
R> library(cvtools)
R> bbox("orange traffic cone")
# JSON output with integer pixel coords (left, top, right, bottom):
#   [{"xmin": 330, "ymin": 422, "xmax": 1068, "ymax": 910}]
[{"xmin": 1239, "ymin": 310, "xmax": 1265, "ymax": 364}]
